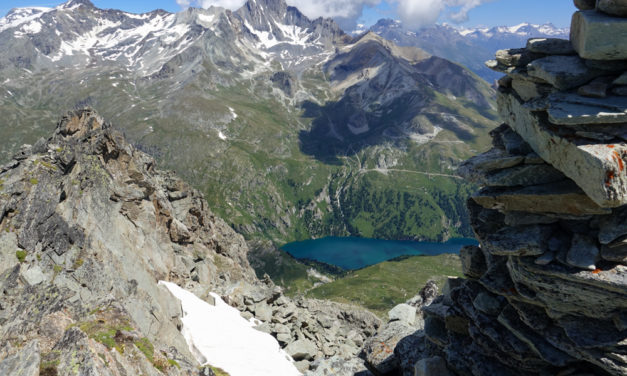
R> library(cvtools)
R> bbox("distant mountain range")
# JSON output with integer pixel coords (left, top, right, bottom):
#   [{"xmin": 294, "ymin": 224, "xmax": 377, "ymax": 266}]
[
  {"xmin": 0, "ymin": 0, "xmax": 496, "ymax": 244},
  {"xmin": 356, "ymin": 19, "xmax": 569, "ymax": 82}
]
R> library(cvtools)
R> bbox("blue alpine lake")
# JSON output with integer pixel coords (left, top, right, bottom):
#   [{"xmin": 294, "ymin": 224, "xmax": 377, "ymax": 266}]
[{"xmin": 281, "ymin": 236, "xmax": 478, "ymax": 270}]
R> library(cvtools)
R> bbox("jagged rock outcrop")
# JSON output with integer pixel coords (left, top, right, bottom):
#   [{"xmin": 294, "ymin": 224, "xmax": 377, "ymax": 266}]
[
  {"xmin": 228, "ymin": 276, "xmax": 381, "ymax": 374},
  {"xmin": 0, "ymin": 109, "xmax": 380, "ymax": 375},
  {"xmin": 361, "ymin": 281, "xmax": 439, "ymax": 376},
  {"xmin": 413, "ymin": 3, "xmax": 627, "ymax": 376}
]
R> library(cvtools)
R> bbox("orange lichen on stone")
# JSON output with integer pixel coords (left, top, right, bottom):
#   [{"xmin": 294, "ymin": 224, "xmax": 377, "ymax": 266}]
[
  {"xmin": 607, "ymin": 144, "xmax": 615, "ymax": 148},
  {"xmin": 592, "ymin": 268, "xmax": 601, "ymax": 274},
  {"xmin": 606, "ymin": 170, "xmax": 616, "ymax": 186},
  {"xmin": 615, "ymin": 151, "xmax": 625, "ymax": 172},
  {"xmin": 378, "ymin": 342, "xmax": 393, "ymax": 354}
]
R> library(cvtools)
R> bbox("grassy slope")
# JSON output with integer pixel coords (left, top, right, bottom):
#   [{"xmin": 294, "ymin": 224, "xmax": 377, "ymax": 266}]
[
  {"xmin": 0, "ymin": 61, "xmax": 496, "ymax": 247},
  {"xmin": 307, "ymin": 254, "xmax": 463, "ymax": 317}
]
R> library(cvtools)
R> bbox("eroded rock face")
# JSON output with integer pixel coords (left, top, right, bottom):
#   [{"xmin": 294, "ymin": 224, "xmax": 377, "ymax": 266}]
[
  {"xmin": 0, "ymin": 109, "xmax": 381, "ymax": 375},
  {"xmin": 0, "ymin": 109, "xmax": 260, "ymax": 374},
  {"xmin": 412, "ymin": 5, "xmax": 627, "ymax": 376}
]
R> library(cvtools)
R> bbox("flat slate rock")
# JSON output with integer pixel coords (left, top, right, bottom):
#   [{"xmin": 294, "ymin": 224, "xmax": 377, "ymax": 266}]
[
  {"xmin": 484, "ymin": 225, "xmax": 551, "ymax": 257},
  {"xmin": 526, "ymin": 38, "xmax": 575, "ymax": 55},
  {"xmin": 577, "ymin": 81, "xmax": 609, "ymax": 98},
  {"xmin": 457, "ymin": 148, "xmax": 524, "ymax": 182},
  {"xmin": 547, "ymin": 93, "xmax": 627, "ymax": 125},
  {"xmin": 566, "ymin": 234, "xmax": 599, "ymax": 270},
  {"xmin": 482, "ymin": 163, "xmax": 566, "ymax": 187},
  {"xmin": 527, "ymin": 55, "xmax": 602, "ymax": 90},
  {"xmin": 496, "ymin": 48, "xmax": 542, "ymax": 67},
  {"xmin": 512, "ymin": 78, "xmax": 555, "ymax": 101},
  {"xmin": 499, "ymin": 90, "xmax": 627, "ymax": 207},
  {"xmin": 548, "ymin": 103, "xmax": 627, "ymax": 125},
  {"xmin": 571, "ymin": 10, "xmax": 627, "ymax": 60},
  {"xmin": 508, "ymin": 257, "xmax": 627, "ymax": 319},
  {"xmin": 472, "ymin": 181, "xmax": 611, "ymax": 216}
]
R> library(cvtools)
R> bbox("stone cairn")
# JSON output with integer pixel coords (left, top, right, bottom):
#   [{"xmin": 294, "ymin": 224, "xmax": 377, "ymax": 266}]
[{"xmin": 420, "ymin": 2, "xmax": 627, "ymax": 375}]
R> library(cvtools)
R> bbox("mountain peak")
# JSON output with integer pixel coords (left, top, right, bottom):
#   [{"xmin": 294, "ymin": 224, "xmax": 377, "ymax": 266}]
[
  {"xmin": 62, "ymin": 0, "xmax": 95, "ymax": 9},
  {"xmin": 241, "ymin": 0, "xmax": 289, "ymax": 17}
]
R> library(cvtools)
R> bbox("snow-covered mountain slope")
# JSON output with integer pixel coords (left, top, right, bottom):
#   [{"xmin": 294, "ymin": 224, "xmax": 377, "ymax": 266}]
[
  {"xmin": 0, "ymin": 0, "xmax": 346, "ymax": 77},
  {"xmin": 0, "ymin": 0, "xmax": 497, "ymax": 245},
  {"xmin": 457, "ymin": 22, "xmax": 568, "ymax": 39},
  {"xmin": 366, "ymin": 19, "xmax": 569, "ymax": 82}
]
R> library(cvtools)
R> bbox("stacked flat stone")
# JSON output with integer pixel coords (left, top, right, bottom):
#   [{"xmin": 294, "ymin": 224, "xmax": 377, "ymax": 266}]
[{"xmin": 420, "ymin": 2, "xmax": 627, "ymax": 376}]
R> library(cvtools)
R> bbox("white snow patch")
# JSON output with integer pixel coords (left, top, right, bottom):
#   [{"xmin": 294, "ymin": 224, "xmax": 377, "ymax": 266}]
[
  {"xmin": 218, "ymin": 131, "xmax": 227, "ymax": 140},
  {"xmin": 458, "ymin": 28, "xmax": 474, "ymax": 36},
  {"xmin": 197, "ymin": 13, "xmax": 215, "ymax": 25},
  {"xmin": 159, "ymin": 281, "xmax": 301, "ymax": 376},
  {"xmin": 244, "ymin": 20, "xmax": 280, "ymax": 49},
  {"xmin": 274, "ymin": 22, "xmax": 312, "ymax": 47},
  {"xmin": 45, "ymin": 11, "xmax": 195, "ymax": 73},
  {"xmin": 228, "ymin": 106, "xmax": 238, "ymax": 120},
  {"xmin": 22, "ymin": 20, "xmax": 42, "ymax": 34},
  {"xmin": 0, "ymin": 7, "xmax": 52, "ymax": 33}
]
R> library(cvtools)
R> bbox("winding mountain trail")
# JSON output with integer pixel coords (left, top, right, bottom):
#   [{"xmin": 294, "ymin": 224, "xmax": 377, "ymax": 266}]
[{"xmin": 360, "ymin": 167, "xmax": 463, "ymax": 179}]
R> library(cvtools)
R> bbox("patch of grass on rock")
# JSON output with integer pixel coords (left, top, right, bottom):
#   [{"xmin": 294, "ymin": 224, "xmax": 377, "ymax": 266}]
[{"xmin": 15, "ymin": 250, "xmax": 27, "ymax": 263}]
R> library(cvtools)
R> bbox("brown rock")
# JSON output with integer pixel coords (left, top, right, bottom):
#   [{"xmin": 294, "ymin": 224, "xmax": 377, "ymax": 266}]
[
  {"xmin": 601, "ymin": 239, "xmax": 627, "ymax": 264},
  {"xmin": 526, "ymin": 38, "xmax": 575, "ymax": 55},
  {"xmin": 577, "ymin": 80, "xmax": 609, "ymax": 98},
  {"xmin": 597, "ymin": 0, "xmax": 627, "ymax": 17},
  {"xmin": 460, "ymin": 245, "xmax": 487, "ymax": 279},
  {"xmin": 571, "ymin": 10, "xmax": 627, "ymax": 60},
  {"xmin": 573, "ymin": 0, "xmax": 595, "ymax": 10},
  {"xmin": 472, "ymin": 181, "xmax": 611, "ymax": 216}
]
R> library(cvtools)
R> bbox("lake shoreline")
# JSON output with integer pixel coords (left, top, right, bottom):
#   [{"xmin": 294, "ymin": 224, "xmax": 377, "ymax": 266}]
[{"xmin": 280, "ymin": 236, "xmax": 477, "ymax": 270}]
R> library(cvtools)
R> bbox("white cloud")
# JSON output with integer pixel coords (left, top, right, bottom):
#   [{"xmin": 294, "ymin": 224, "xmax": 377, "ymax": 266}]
[
  {"xmin": 395, "ymin": 0, "xmax": 492, "ymax": 29},
  {"xmin": 289, "ymin": 0, "xmax": 380, "ymax": 20},
  {"xmin": 176, "ymin": 0, "xmax": 490, "ymax": 30},
  {"xmin": 395, "ymin": 0, "xmax": 445, "ymax": 30},
  {"xmin": 289, "ymin": 0, "xmax": 380, "ymax": 30}
]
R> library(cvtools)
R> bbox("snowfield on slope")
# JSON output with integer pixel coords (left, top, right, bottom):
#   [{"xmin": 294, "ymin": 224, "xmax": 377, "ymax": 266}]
[{"xmin": 159, "ymin": 281, "xmax": 301, "ymax": 376}]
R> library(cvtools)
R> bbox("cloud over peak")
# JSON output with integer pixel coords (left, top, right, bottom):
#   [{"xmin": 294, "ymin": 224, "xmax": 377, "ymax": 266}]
[{"xmin": 176, "ymin": 0, "xmax": 491, "ymax": 30}]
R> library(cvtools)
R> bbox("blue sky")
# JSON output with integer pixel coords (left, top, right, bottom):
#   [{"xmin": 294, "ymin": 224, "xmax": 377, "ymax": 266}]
[{"xmin": 1, "ymin": 0, "xmax": 575, "ymax": 29}]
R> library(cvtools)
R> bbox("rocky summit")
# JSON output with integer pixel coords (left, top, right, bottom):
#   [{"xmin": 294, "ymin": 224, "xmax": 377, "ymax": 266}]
[{"xmin": 0, "ymin": 109, "xmax": 382, "ymax": 375}]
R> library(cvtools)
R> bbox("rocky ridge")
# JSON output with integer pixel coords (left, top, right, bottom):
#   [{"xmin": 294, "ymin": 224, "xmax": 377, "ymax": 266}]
[
  {"xmin": 360, "ymin": 2, "xmax": 627, "ymax": 376},
  {"xmin": 0, "ymin": 109, "xmax": 381, "ymax": 375}
]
